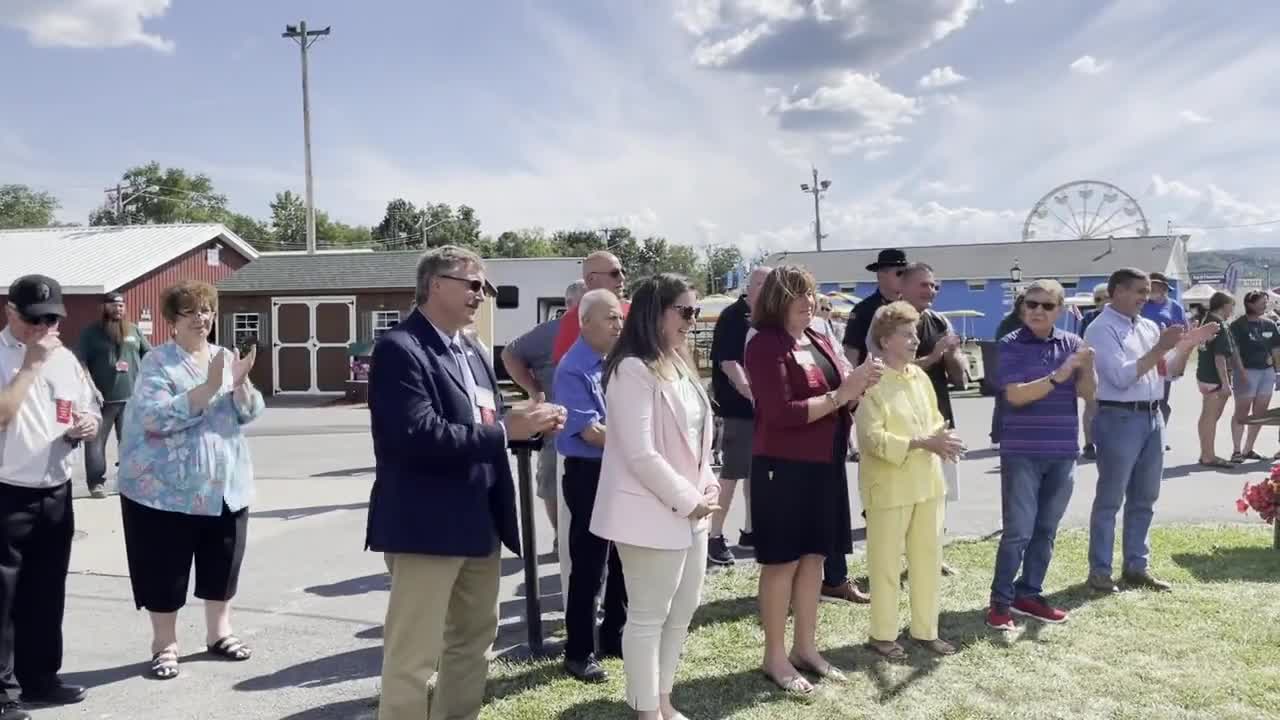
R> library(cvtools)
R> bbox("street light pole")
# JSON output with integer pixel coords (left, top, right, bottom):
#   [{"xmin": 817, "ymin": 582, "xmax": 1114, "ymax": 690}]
[
  {"xmin": 283, "ymin": 20, "xmax": 331, "ymax": 255},
  {"xmin": 799, "ymin": 168, "xmax": 831, "ymax": 252}
]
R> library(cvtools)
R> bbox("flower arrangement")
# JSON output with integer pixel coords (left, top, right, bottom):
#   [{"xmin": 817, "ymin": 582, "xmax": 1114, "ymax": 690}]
[{"xmin": 1236, "ymin": 464, "xmax": 1280, "ymax": 524}]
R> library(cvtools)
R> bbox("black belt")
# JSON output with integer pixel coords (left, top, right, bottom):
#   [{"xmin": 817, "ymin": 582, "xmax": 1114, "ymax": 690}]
[{"xmin": 1098, "ymin": 399, "xmax": 1161, "ymax": 413}]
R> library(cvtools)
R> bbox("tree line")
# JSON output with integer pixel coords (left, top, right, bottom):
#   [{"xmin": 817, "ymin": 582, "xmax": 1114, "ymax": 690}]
[{"xmin": 1, "ymin": 163, "xmax": 760, "ymax": 294}]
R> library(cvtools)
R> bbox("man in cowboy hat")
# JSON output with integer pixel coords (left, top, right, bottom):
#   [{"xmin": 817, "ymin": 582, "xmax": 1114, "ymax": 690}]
[{"xmin": 843, "ymin": 249, "xmax": 908, "ymax": 368}]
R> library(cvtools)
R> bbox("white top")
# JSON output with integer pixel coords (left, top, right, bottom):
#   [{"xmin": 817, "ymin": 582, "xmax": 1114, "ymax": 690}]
[
  {"xmin": 671, "ymin": 369, "xmax": 707, "ymax": 464},
  {"xmin": 0, "ymin": 328, "xmax": 100, "ymax": 488}
]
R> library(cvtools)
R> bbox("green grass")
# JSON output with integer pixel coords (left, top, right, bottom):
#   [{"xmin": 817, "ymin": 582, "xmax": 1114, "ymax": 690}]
[{"xmin": 480, "ymin": 525, "xmax": 1280, "ymax": 719}]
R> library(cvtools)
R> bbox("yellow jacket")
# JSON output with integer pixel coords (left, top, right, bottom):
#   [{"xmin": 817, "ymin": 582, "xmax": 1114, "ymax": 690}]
[{"xmin": 855, "ymin": 364, "xmax": 946, "ymax": 511}]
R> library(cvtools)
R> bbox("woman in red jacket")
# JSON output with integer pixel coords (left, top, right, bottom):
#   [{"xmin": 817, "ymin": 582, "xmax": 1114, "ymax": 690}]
[{"xmin": 745, "ymin": 266, "xmax": 882, "ymax": 695}]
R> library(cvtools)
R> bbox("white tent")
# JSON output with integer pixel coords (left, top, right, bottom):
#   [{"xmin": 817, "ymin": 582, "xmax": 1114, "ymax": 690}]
[{"xmin": 1182, "ymin": 284, "xmax": 1217, "ymax": 303}]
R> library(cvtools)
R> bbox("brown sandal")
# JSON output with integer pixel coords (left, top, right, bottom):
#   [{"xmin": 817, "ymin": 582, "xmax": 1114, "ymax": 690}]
[
  {"xmin": 867, "ymin": 640, "xmax": 907, "ymax": 660},
  {"xmin": 916, "ymin": 638, "xmax": 957, "ymax": 656}
]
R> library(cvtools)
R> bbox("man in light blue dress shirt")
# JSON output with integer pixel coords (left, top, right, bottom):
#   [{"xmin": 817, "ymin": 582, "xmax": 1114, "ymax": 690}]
[{"xmin": 1083, "ymin": 268, "xmax": 1217, "ymax": 594}]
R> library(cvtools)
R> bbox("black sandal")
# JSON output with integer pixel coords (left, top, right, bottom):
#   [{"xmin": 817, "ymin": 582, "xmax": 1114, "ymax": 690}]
[
  {"xmin": 207, "ymin": 635, "xmax": 252, "ymax": 661},
  {"xmin": 150, "ymin": 648, "xmax": 180, "ymax": 680}
]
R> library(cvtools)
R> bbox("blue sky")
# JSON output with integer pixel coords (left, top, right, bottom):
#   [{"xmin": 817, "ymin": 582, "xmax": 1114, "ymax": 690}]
[{"xmin": 3, "ymin": 0, "xmax": 1278, "ymax": 255}]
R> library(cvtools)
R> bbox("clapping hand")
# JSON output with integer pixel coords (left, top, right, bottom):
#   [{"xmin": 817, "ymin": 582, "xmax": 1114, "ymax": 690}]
[
  {"xmin": 67, "ymin": 410, "xmax": 98, "ymax": 440},
  {"xmin": 922, "ymin": 427, "xmax": 965, "ymax": 462},
  {"xmin": 937, "ymin": 333, "xmax": 962, "ymax": 355},
  {"xmin": 232, "ymin": 346, "xmax": 257, "ymax": 388},
  {"xmin": 503, "ymin": 400, "xmax": 567, "ymax": 441},
  {"xmin": 1181, "ymin": 322, "xmax": 1220, "ymax": 348},
  {"xmin": 837, "ymin": 357, "xmax": 883, "ymax": 405}
]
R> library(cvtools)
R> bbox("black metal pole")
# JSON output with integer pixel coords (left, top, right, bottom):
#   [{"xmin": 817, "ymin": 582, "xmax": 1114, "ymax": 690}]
[{"xmin": 512, "ymin": 442, "xmax": 544, "ymax": 655}]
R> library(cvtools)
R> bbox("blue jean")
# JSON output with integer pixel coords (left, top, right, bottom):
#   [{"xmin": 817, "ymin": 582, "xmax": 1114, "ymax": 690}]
[
  {"xmin": 1088, "ymin": 406, "xmax": 1164, "ymax": 575},
  {"xmin": 990, "ymin": 456, "xmax": 1075, "ymax": 607}
]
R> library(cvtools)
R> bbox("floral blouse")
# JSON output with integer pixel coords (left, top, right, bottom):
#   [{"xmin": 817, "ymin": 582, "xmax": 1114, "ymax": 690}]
[{"xmin": 117, "ymin": 341, "xmax": 264, "ymax": 516}]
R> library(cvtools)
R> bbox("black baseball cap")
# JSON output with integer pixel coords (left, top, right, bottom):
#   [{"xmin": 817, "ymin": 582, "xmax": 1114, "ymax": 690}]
[
  {"xmin": 8, "ymin": 275, "xmax": 66, "ymax": 318},
  {"xmin": 104, "ymin": 292, "xmax": 124, "ymax": 304}
]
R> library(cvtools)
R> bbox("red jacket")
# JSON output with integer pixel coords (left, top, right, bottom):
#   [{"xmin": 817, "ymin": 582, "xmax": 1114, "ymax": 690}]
[{"xmin": 744, "ymin": 326, "xmax": 850, "ymax": 463}]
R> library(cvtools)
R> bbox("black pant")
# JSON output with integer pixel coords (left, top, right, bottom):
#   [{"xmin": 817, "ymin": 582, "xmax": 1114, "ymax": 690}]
[
  {"xmin": 0, "ymin": 482, "xmax": 73, "ymax": 699},
  {"xmin": 120, "ymin": 497, "xmax": 248, "ymax": 613},
  {"xmin": 1160, "ymin": 381, "xmax": 1172, "ymax": 427},
  {"xmin": 85, "ymin": 401, "xmax": 125, "ymax": 488},
  {"xmin": 562, "ymin": 457, "xmax": 627, "ymax": 662}
]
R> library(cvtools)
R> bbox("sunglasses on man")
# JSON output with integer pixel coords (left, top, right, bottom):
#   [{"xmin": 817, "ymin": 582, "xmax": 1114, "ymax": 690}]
[
  {"xmin": 590, "ymin": 269, "xmax": 625, "ymax": 280},
  {"xmin": 1024, "ymin": 300, "xmax": 1058, "ymax": 312},
  {"xmin": 440, "ymin": 275, "xmax": 485, "ymax": 293},
  {"xmin": 673, "ymin": 304, "xmax": 701, "ymax": 321},
  {"xmin": 21, "ymin": 314, "xmax": 60, "ymax": 327}
]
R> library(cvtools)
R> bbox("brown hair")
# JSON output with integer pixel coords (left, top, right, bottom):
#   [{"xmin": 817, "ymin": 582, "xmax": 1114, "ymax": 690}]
[
  {"xmin": 752, "ymin": 265, "xmax": 817, "ymax": 330},
  {"xmin": 1208, "ymin": 290, "xmax": 1235, "ymax": 314},
  {"xmin": 870, "ymin": 300, "xmax": 921, "ymax": 347},
  {"xmin": 160, "ymin": 280, "xmax": 218, "ymax": 323}
]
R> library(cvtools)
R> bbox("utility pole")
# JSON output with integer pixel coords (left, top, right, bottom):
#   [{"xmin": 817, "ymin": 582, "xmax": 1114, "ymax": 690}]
[
  {"xmin": 102, "ymin": 183, "xmax": 150, "ymax": 225},
  {"xmin": 799, "ymin": 167, "xmax": 831, "ymax": 251},
  {"xmin": 283, "ymin": 20, "xmax": 330, "ymax": 254}
]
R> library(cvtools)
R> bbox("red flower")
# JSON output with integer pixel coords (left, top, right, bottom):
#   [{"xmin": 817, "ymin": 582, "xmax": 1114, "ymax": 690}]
[{"xmin": 1237, "ymin": 498, "xmax": 1250, "ymax": 513}]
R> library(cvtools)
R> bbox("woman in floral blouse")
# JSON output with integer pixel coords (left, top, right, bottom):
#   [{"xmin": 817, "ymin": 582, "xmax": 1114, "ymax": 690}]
[{"xmin": 117, "ymin": 280, "xmax": 263, "ymax": 680}]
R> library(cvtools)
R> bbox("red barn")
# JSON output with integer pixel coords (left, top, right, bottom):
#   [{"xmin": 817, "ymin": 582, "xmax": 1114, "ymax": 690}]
[{"xmin": 0, "ymin": 224, "xmax": 259, "ymax": 345}]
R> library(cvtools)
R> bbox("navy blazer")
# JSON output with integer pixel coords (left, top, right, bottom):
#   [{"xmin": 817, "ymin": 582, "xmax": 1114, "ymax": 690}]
[{"xmin": 365, "ymin": 309, "xmax": 521, "ymax": 557}]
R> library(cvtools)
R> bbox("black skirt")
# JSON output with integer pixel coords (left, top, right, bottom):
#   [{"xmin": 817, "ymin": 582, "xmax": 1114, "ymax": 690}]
[{"xmin": 749, "ymin": 443, "xmax": 853, "ymax": 566}]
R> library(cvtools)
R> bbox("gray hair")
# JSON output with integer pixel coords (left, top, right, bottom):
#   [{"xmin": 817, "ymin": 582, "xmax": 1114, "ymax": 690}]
[
  {"xmin": 1092, "ymin": 282, "xmax": 1109, "ymax": 302},
  {"xmin": 565, "ymin": 279, "xmax": 587, "ymax": 306},
  {"xmin": 1025, "ymin": 278, "xmax": 1066, "ymax": 305},
  {"xmin": 578, "ymin": 288, "xmax": 617, "ymax": 323},
  {"xmin": 415, "ymin": 245, "xmax": 484, "ymax": 305},
  {"xmin": 901, "ymin": 262, "xmax": 935, "ymax": 282}
]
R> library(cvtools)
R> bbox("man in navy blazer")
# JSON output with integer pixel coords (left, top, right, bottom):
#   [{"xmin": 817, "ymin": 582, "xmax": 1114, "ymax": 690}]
[{"xmin": 367, "ymin": 245, "xmax": 566, "ymax": 720}]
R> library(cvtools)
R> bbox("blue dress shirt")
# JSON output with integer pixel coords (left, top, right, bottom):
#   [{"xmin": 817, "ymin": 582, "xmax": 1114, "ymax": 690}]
[{"xmin": 553, "ymin": 338, "xmax": 606, "ymax": 459}]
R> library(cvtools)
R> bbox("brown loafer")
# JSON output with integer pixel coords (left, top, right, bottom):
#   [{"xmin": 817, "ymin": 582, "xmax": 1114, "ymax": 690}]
[
  {"xmin": 1122, "ymin": 569, "xmax": 1172, "ymax": 592},
  {"xmin": 820, "ymin": 579, "xmax": 870, "ymax": 604}
]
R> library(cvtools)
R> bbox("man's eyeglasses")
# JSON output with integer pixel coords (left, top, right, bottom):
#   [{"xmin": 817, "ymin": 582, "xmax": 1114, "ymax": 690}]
[
  {"xmin": 1024, "ymin": 300, "xmax": 1058, "ymax": 312},
  {"xmin": 21, "ymin": 314, "xmax": 59, "ymax": 327},
  {"xmin": 440, "ymin": 275, "xmax": 485, "ymax": 293},
  {"xmin": 673, "ymin": 304, "xmax": 701, "ymax": 321},
  {"xmin": 590, "ymin": 269, "xmax": 625, "ymax": 280}
]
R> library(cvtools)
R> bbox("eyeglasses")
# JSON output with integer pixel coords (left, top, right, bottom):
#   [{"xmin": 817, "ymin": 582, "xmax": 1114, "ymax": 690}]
[
  {"xmin": 439, "ymin": 275, "xmax": 485, "ymax": 293},
  {"xmin": 21, "ymin": 314, "xmax": 59, "ymax": 327},
  {"xmin": 590, "ymin": 269, "xmax": 625, "ymax": 280},
  {"xmin": 673, "ymin": 304, "xmax": 701, "ymax": 321},
  {"xmin": 1024, "ymin": 300, "xmax": 1059, "ymax": 312},
  {"xmin": 178, "ymin": 308, "xmax": 215, "ymax": 318}
]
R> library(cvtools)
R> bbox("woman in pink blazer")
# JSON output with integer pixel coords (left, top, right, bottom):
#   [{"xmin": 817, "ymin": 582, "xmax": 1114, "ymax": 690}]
[{"xmin": 591, "ymin": 273, "xmax": 720, "ymax": 720}]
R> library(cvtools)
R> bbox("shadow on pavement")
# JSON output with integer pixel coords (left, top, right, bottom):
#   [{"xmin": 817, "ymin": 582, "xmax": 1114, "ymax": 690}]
[
  {"xmin": 1171, "ymin": 546, "xmax": 1280, "ymax": 583},
  {"xmin": 1161, "ymin": 461, "xmax": 1256, "ymax": 480},
  {"xmin": 61, "ymin": 660, "xmax": 149, "ymax": 688},
  {"xmin": 234, "ymin": 647, "xmax": 381, "ymax": 691},
  {"xmin": 306, "ymin": 573, "xmax": 390, "ymax": 598},
  {"xmin": 250, "ymin": 502, "xmax": 368, "ymax": 520},
  {"xmin": 277, "ymin": 697, "xmax": 380, "ymax": 720},
  {"xmin": 501, "ymin": 551, "xmax": 559, "ymax": 578},
  {"xmin": 356, "ymin": 625, "xmax": 383, "ymax": 640},
  {"xmin": 311, "ymin": 466, "xmax": 376, "ymax": 478}
]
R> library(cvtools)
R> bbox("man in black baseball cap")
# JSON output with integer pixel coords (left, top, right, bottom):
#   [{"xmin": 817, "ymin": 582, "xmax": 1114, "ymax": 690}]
[{"xmin": 0, "ymin": 273, "xmax": 95, "ymax": 719}]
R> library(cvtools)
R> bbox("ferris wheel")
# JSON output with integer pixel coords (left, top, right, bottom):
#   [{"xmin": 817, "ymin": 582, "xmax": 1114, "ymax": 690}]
[{"xmin": 1022, "ymin": 180, "xmax": 1149, "ymax": 241}]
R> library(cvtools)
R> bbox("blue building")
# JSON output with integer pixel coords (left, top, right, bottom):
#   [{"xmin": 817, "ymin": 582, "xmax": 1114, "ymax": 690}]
[{"xmin": 768, "ymin": 235, "xmax": 1190, "ymax": 339}]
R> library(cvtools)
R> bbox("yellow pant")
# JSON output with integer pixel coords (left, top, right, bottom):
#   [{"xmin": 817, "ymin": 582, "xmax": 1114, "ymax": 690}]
[
  {"xmin": 379, "ymin": 550, "xmax": 500, "ymax": 720},
  {"xmin": 865, "ymin": 496, "xmax": 944, "ymax": 642}
]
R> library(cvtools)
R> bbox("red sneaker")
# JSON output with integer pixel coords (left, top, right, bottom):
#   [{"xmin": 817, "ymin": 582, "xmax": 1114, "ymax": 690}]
[
  {"xmin": 985, "ymin": 604, "xmax": 1016, "ymax": 631},
  {"xmin": 1011, "ymin": 596, "xmax": 1069, "ymax": 624}
]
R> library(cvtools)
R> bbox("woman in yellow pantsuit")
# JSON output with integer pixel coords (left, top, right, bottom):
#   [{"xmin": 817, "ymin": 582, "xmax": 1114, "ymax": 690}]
[{"xmin": 855, "ymin": 301, "xmax": 964, "ymax": 659}]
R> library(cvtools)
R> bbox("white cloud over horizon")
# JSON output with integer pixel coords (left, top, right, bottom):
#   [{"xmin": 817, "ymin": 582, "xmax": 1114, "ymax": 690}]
[
  {"xmin": 0, "ymin": 0, "xmax": 174, "ymax": 52},
  {"xmin": 919, "ymin": 66, "xmax": 967, "ymax": 89},
  {"xmin": 1069, "ymin": 54, "xmax": 1109, "ymax": 75}
]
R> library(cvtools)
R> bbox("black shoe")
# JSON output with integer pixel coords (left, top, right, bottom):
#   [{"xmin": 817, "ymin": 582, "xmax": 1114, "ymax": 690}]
[
  {"xmin": 1082, "ymin": 444, "xmax": 1096, "ymax": 460},
  {"xmin": 564, "ymin": 655, "xmax": 608, "ymax": 683},
  {"xmin": 707, "ymin": 535, "xmax": 735, "ymax": 566},
  {"xmin": 20, "ymin": 681, "xmax": 86, "ymax": 706},
  {"xmin": 0, "ymin": 701, "xmax": 29, "ymax": 720},
  {"xmin": 737, "ymin": 530, "xmax": 755, "ymax": 548}
]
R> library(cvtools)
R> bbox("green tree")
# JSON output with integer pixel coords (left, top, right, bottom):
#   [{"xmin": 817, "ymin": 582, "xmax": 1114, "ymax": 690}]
[
  {"xmin": 705, "ymin": 245, "xmax": 744, "ymax": 295},
  {"xmin": 317, "ymin": 214, "xmax": 373, "ymax": 248},
  {"xmin": 222, "ymin": 212, "xmax": 271, "ymax": 249},
  {"xmin": 0, "ymin": 184, "xmax": 60, "ymax": 228},
  {"xmin": 268, "ymin": 191, "xmax": 306, "ymax": 247},
  {"xmin": 90, "ymin": 162, "xmax": 228, "ymax": 225},
  {"xmin": 491, "ymin": 228, "xmax": 558, "ymax": 258}
]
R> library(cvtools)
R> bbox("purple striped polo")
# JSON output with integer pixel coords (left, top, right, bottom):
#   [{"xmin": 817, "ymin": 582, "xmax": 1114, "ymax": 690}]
[{"xmin": 997, "ymin": 327, "xmax": 1084, "ymax": 458}]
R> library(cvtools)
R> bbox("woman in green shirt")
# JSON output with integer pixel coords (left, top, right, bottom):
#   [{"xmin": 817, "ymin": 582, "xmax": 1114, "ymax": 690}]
[{"xmin": 1195, "ymin": 292, "xmax": 1239, "ymax": 468}]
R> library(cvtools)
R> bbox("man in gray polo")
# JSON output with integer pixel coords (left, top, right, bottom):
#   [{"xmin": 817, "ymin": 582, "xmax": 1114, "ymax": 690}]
[{"xmin": 501, "ymin": 280, "xmax": 586, "ymax": 535}]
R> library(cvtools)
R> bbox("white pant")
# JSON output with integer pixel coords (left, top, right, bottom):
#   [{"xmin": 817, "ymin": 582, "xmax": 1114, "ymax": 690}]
[{"xmin": 615, "ymin": 531, "xmax": 709, "ymax": 712}]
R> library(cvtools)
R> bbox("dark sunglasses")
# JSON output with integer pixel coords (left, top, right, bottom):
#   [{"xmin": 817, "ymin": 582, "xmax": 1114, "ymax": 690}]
[
  {"xmin": 590, "ymin": 269, "xmax": 625, "ymax": 280},
  {"xmin": 1024, "ymin": 300, "xmax": 1059, "ymax": 312},
  {"xmin": 673, "ymin": 304, "xmax": 701, "ymax": 321},
  {"xmin": 440, "ymin": 275, "xmax": 485, "ymax": 293},
  {"xmin": 21, "ymin": 314, "xmax": 60, "ymax": 327}
]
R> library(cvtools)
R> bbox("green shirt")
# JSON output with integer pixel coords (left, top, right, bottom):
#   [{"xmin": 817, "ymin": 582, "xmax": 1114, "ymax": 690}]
[
  {"xmin": 77, "ymin": 322, "xmax": 152, "ymax": 403},
  {"xmin": 1230, "ymin": 316, "xmax": 1280, "ymax": 370},
  {"xmin": 1195, "ymin": 313, "xmax": 1236, "ymax": 385}
]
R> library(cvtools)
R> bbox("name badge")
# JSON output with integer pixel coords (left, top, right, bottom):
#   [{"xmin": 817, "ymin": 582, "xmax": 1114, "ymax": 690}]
[
  {"xmin": 116, "ymin": 361, "xmax": 129, "ymax": 372},
  {"xmin": 475, "ymin": 387, "xmax": 498, "ymax": 426},
  {"xmin": 793, "ymin": 350, "xmax": 816, "ymax": 367},
  {"xmin": 55, "ymin": 399, "xmax": 72, "ymax": 425}
]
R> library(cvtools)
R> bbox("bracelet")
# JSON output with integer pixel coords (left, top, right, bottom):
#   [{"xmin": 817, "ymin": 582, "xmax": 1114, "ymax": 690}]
[{"xmin": 825, "ymin": 390, "xmax": 840, "ymax": 410}]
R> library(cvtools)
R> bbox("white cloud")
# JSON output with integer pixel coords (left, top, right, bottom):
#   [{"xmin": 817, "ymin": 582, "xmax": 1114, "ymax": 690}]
[
  {"xmin": 684, "ymin": 0, "xmax": 981, "ymax": 72},
  {"xmin": 0, "ymin": 0, "xmax": 174, "ymax": 52},
  {"xmin": 1178, "ymin": 109, "xmax": 1212, "ymax": 125},
  {"xmin": 1069, "ymin": 55, "xmax": 1109, "ymax": 75},
  {"xmin": 919, "ymin": 179, "xmax": 973, "ymax": 195},
  {"xmin": 769, "ymin": 72, "xmax": 920, "ymax": 133},
  {"xmin": 1147, "ymin": 174, "xmax": 1202, "ymax": 201},
  {"xmin": 831, "ymin": 133, "xmax": 905, "ymax": 158},
  {"xmin": 919, "ymin": 66, "xmax": 967, "ymax": 89}
]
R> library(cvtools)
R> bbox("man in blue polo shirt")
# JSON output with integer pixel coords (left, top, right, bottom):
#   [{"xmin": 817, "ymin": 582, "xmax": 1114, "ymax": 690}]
[
  {"xmin": 553, "ymin": 289, "xmax": 626, "ymax": 683},
  {"xmin": 987, "ymin": 280, "xmax": 1095, "ymax": 630}
]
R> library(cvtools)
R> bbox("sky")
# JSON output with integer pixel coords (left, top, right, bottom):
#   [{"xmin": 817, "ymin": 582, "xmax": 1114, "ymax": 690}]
[{"xmin": 2, "ymin": 0, "xmax": 1279, "ymax": 256}]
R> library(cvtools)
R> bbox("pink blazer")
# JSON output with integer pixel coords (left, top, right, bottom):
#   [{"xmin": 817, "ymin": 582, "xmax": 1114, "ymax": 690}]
[{"xmin": 590, "ymin": 356, "xmax": 720, "ymax": 551}]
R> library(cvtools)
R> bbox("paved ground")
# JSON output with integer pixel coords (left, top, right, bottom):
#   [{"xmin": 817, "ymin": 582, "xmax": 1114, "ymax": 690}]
[{"xmin": 54, "ymin": 378, "xmax": 1265, "ymax": 719}]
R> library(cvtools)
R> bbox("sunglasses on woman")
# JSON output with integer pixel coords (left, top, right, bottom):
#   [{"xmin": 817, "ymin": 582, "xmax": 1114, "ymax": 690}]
[
  {"xmin": 1024, "ymin": 300, "xmax": 1058, "ymax": 312},
  {"xmin": 673, "ymin": 304, "xmax": 701, "ymax": 321}
]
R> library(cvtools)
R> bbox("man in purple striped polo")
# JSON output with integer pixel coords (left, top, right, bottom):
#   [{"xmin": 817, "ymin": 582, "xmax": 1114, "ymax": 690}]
[{"xmin": 986, "ymin": 279, "xmax": 1096, "ymax": 631}]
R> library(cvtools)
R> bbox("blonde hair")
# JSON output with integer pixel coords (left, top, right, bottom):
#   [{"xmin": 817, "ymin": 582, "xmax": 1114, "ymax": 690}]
[
  {"xmin": 1024, "ymin": 279, "xmax": 1066, "ymax": 305},
  {"xmin": 869, "ymin": 300, "xmax": 921, "ymax": 347}
]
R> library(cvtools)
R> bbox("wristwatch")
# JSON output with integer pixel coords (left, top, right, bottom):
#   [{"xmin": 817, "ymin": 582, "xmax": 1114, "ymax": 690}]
[{"xmin": 1048, "ymin": 374, "xmax": 1063, "ymax": 387}]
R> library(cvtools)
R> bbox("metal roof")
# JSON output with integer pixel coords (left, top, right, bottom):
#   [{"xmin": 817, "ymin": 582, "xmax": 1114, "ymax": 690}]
[
  {"xmin": 768, "ymin": 235, "xmax": 1191, "ymax": 283},
  {"xmin": 0, "ymin": 224, "xmax": 260, "ymax": 294},
  {"xmin": 217, "ymin": 251, "xmax": 583, "ymax": 294}
]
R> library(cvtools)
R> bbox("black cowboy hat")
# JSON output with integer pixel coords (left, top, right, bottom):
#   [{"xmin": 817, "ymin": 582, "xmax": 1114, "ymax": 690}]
[{"xmin": 866, "ymin": 248, "xmax": 908, "ymax": 272}]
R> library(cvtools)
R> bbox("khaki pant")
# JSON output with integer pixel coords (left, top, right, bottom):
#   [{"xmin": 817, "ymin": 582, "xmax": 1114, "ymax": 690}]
[
  {"xmin": 378, "ymin": 550, "xmax": 501, "ymax": 720},
  {"xmin": 615, "ymin": 531, "xmax": 708, "ymax": 712},
  {"xmin": 866, "ymin": 497, "xmax": 944, "ymax": 643}
]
